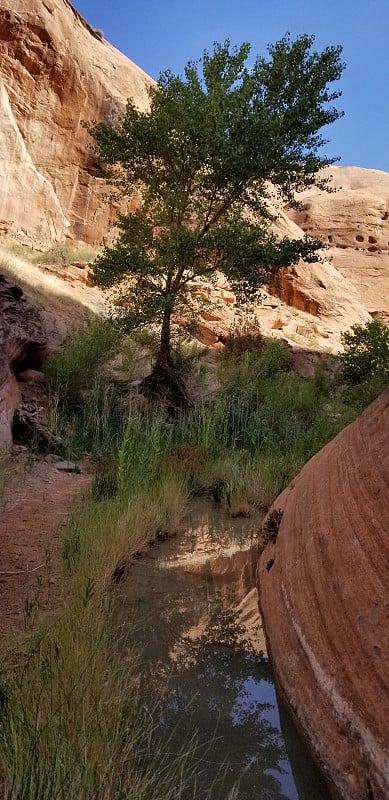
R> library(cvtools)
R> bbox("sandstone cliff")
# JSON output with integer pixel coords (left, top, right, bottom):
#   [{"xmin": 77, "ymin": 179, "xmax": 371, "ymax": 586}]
[
  {"xmin": 288, "ymin": 166, "xmax": 389, "ymax": 323},
  {"xmin": 258, "ymin": 390, "xmax": 389, "ymax": 800},
  {"xmin": 231, "ymin": 167, "xmax": 389, "ymax": 358},
  {"xmin": 0, "ymin": 0, "xmax": 388, "ymax": 354},
  {"xmin": 0, "ymin": 0, "xmax": 152, "ymax": 246}
]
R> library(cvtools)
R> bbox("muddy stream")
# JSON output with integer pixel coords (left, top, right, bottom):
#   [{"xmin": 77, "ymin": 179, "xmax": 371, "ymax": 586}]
[{"xmin": 117, "ymin": 499, "xmax": 331, "ymax": 799}]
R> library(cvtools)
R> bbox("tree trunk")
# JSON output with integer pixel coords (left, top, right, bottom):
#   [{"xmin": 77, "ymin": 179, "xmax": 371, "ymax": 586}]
[
  {"xmin": 157, "ymin": 305, "xmax": 173, "ymax": 367},
  {"xmin": 139, "ymin": 305, "xmax": 193, "ymax": 412}
]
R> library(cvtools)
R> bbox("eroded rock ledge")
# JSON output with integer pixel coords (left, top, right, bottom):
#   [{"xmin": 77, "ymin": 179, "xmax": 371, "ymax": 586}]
[
  {"xmin": 258, "ymin": 390, "xmax": 389, "ymax": 800},
  {"xmin": 0, "ymin": 274, "xmax": 47, "ymax": 446}
]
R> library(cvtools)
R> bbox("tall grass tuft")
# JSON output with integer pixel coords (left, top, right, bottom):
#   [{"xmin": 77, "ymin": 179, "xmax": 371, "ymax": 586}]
[
  {"xmin": 0, "ymin": 594, "xmax": 203, "ymax": 799},
  {"xmin": 0, "ymin": 466, "xmax": 191, "ymax": 799},
  {"xmin": 44, "ymin": 319, "xmax": 121, "ymax": 399}
]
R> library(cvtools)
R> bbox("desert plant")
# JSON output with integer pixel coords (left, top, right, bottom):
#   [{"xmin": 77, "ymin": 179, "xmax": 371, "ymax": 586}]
[
  {"xmin": 340, "ymin": 319, "xmax": 389, "ymax": 385},
  {"xmin": 219, "ymin": 337, "xmax": 291, "ymax": 394},
  {"xmin": 342, "ymin": 372, "xmax": 389, "ymax": 413},
  {"xmin": 44, "ymin": 319, "xmax": 121, "ymax": 398},
  {"xmin": 222, "ymin": 319, "xmax": 264, "ymax": 357},
  {"xmin": 34, "ymin": 243, "xmax": 100, "ymax": 265},
  {"xmin": 87, "ymin": 35, "xmax": 343, "ymax": 405}
]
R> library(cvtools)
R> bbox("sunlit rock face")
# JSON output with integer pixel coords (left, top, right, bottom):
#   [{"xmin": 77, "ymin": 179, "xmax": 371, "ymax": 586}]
[
  {"xmin": 258, "ymin": 390, "xmax": 389, "ymax": 800},
  {"xmin": 0, "ymin": 0, "xmax": 152, "ymax": 246},
  {"xmin": 190, "ymin": 166, "xmax": 389, "ymax": 360},
  {"xmin": 0, "ymin": 2, "xmax": 388, "ymax": 361},
  {"xmin": 286, "ymin": 166, "xmax": 389, "ymax": 324}
]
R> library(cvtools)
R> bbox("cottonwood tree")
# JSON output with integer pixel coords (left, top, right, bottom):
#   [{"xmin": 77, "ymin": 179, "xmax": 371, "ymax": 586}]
[{"xmin": 87, "ymin": 35, "xmax": 344, "ymax": 406}]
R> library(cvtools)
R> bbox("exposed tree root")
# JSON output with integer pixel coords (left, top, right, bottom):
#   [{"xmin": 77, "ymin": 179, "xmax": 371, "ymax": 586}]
[
  {"xmin": 140, "ymin": 359, "xmax": 194, "ymax": 413},
  {"xmin": 12, "ymin": 403, "xmax": 64, "ymax": 453}
]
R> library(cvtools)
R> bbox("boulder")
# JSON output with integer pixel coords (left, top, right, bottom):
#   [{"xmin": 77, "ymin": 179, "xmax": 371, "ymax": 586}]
[{"xmin": 258, "ymin": 390, "xmax": 389, "ymax": 800}]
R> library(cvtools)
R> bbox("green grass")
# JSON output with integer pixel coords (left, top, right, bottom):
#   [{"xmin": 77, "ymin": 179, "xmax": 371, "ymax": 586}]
[
  {"xmin": 46, "ymin": 326, "xmax": 374, "ymax": 505},
  {"xmin": 1, "ymin": 321, "xmax": 383, "ymax": 799},
  {"xmin": 0, "ymin": 464, "xmax": 194, "ymax": 800},
  {"xmin": 41, "ymin": 318, "xmax": 379, "ymax": 514},
  {"xmin": 4, "ymin": 243, "xmax": 101, "ymax": 265},
  {"xmin": 44, "ymin": 319, "xmax": 121, "ymax": 399},
  {"xmin": 0, "ymin": 590, "xmax": 202, "ymax": 800}
]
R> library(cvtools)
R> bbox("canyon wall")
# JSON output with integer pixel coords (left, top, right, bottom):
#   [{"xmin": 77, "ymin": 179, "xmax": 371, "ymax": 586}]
[
  {"xmin": 0, "ymin": 0, "xmax": 388, "ymax": 347},
  {"xmin": 258, "ymin": 390, "xmax": 389, "ymax": 800},
  {"xmin": 288, "ymin": 166, "xmax": 389, "ymax": 323},
  {"xmin": 0, "ymin": 0, "xmax": 152, "ymax": 246}
]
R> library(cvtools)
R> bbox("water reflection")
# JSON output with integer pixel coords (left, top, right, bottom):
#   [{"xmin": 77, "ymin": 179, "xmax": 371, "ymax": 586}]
[{"xmin": 117, "ymin": 500, "xmax": 331, "ymax": 800}]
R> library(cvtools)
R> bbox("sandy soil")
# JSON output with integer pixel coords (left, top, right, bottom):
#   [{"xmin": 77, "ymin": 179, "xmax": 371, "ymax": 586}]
[{"xmin": 0, "ymin": 453, "xmax": 90, "ymax": 634}]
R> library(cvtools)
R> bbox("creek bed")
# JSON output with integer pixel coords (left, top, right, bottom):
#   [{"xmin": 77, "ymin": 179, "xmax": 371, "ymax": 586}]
[{"xmin": 117, "ymin": 498, "xmax": 331, "ymax": 799}]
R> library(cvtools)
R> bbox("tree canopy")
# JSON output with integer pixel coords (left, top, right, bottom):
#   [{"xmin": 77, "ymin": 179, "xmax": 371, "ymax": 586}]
[{"xmin": 87, "ymin": 35, "xmax": 344, "ymax": 403}]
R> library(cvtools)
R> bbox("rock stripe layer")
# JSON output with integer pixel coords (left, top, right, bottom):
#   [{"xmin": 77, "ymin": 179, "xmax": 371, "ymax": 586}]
[{"xmin": 258, "ymin": 389, "xmax": 389, "ymax": 800}]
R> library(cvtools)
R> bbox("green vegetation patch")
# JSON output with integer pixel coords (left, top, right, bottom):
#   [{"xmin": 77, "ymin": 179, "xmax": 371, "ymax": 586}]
[{"xmin": 1, "ymin": 311, "xmax": 387, "ymax": 799}]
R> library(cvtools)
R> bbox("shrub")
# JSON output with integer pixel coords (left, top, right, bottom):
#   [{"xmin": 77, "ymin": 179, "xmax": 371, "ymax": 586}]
[
  {"xmin": 219, "ymin": 338, "xmax": 291, "ymax": 397},
  {"xmin": 340, "ymin": 319, "xmax": 389, "ymax": 385},
  {"xmin": 34, "ymin": 244, "xmax": 100, "ymax": 265},
  {"xmin": 343, "ymin": 373, "xmax": 389, "ymax": 413},
  {"xmin": 223, "ymin": 319, "xmax": 264, "ymax": 357},
  {"xmin": 44, "ymin": 319, "xmax": 121, "ymax": 398}
]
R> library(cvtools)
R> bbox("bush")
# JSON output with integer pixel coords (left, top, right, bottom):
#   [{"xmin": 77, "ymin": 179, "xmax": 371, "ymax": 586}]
[
  {"xmin": 34, "ymin": 244, "xmax": 100, "ymax": 265},
  {"xmin": 340, "ymin": 319, "xmax": 389, "ymax": 385},
  {"xmin": 219, "ymin": 338, "xmax": 291, "ymax": 397},
  {"xmin": 44, "ymin": 319, "xmax": 121, "ymax": 398},
  {"xmin": 343, "ymin": 373, "xmax": 388, "ymax": 414},
  {"xmin": 223, "ymin": 319, "xmax": 264, "ymax": 357}
]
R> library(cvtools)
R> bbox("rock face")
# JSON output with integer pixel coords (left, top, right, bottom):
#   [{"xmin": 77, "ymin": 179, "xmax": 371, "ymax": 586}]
[
  {"xmin": 258, "ymin": 168, "xmax": 389, "ymax": 355},
  {"xmin": 0, "ymin": 0, "xmax": 152, "ymax": 246},
  {"xmin": 258, "ymin": 390, "xmax": 389, "ymax": 800},
  {"xmin": 188, "ymin": 171, "xmax": 389, "ymax": 362},
  {"xmin": 0, "ymin": 275, "xmax": 47, "ymax": 446},
  {"xmin": 287, "ymin": 167, "xmax": 389, "ymax": 323},
  {"xmin": 0, "ymin": 1, "xmax": 388, "ymax": 362}
]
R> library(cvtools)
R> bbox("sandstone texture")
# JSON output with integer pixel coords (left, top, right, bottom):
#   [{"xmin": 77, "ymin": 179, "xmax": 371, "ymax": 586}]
[
  {"xmin": 187, "ymin": 171, "xmax": 389, "ymax": 362},
  {"xmin": 258, "ymin": 390, "xmax": 389, "ymax": 800},
  {"xmin": 0, "ymin": 274, "xmax": 47, "ymax": 446},
  {"xmin": 0, "ymin": 0, "xmax": 152, "ymax": 246},
  {"xmin": 288, "ymin": 166, "xmax": 389, "ymax": 323}
]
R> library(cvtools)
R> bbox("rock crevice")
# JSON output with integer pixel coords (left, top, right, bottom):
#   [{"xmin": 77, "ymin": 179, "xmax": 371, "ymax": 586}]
[{"xmin": 0, "ymin": 274, "xmax": 47, "ymax": 447}]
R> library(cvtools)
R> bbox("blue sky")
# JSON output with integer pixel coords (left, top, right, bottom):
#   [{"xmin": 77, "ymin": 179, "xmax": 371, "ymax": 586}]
[{"xmin": 74, "ymin": 0, "xmax": 389, "ymax": 172}]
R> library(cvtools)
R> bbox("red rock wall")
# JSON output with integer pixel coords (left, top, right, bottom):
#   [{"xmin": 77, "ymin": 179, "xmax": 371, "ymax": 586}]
[
  {"xmin": 0, "ymin": 0, "xmax": 152, "ymax": 246},
  {"xmin": 258, "ymin": 390, "xmax": 389, "ymax": 800},
  {"xmin": 0, "ymin": 2, "xmax": 387, "ymax": 358}
]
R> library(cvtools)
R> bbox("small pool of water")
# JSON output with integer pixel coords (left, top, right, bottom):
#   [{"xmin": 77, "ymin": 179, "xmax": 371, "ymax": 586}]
[{"xmin": 117, "ymin": 499, "xmax": 331, "ymax": 800}]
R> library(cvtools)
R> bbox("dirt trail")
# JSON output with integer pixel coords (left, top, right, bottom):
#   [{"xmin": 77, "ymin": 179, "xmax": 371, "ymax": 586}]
[{"xmin": 0, "ymin": 454, "xmax": 90, "ymax": 634}]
